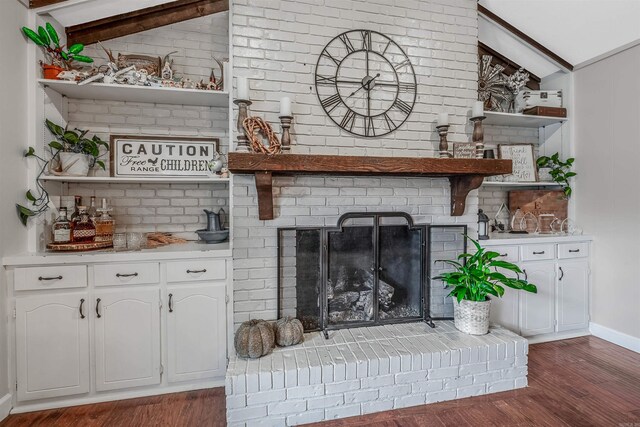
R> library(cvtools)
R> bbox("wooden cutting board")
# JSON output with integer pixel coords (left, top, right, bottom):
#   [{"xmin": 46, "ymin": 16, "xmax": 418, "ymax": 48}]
[{"xmin": 508, "ymin": 189, "xmax": 568, "ymax": 220}]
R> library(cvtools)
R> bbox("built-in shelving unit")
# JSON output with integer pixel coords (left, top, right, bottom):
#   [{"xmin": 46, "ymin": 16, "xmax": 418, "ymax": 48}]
[
  {"xmin": 484, "ymin": 111, "xmax": 567, "ymax": 128},
  {"xmin": 38, "ymin": 79, "xmax": 229, "ymax": 107},
  {"xmin": 39, "ymin": 175, "xmax": 230, "ymax": 184},
  {"xmin": 482, "ymin": 181, "xmax": 560, "ymax": 187}
]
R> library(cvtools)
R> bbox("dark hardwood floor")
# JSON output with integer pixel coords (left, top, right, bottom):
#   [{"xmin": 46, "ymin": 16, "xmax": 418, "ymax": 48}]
[{"xmin": 2, "ymin": 336, "xmax": 639, "ymax": 426}]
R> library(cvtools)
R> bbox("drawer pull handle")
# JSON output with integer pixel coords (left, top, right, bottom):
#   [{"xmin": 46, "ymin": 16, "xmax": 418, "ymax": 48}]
[
  {"xmin": 168, "ymin": 293, "xmax": 174, "ymax": 313},
  {"xmin": 186, "ymin": 269, "xmax": 207, "ymax": 274},
  {"xmin": 532, "ymin": 251, "xmax": 545, "ymax": 255},
  {"xmin": 523, "ymin": 269, "xmax": 528, "ymax": 281},
  {"xmin": 569, "ymin": 249, "xmax": 580, "ymax": 253},
  {"xmin": 559, "ymin": 267, "xmax": 564, "ymax": 281},
  {"xmin": 96, "ymin": 298, "xmax": 102, "ymax": 318},
  {"xmin": 116, "ymin": 272, "xmax": 138, "ymax": 278},
  {"xmin": 39, "ymin": 275, "xmax": 62, "ymax": 281},
  {"xmin": 500, "ymin": 253, "xmax": 508, "ymax": 257},
  {"xmin": 79, "ymin": 299, "xmax": 85, "ymax": 319}
]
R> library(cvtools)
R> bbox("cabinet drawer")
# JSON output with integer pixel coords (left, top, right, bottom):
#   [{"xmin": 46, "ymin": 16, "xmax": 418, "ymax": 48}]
[
  {"xmin": 93, "ymin": 263, "xmax": 160, "ymax": 286},
  {"xmin": 14, "ymin": 265, "xmax": 87, "ymax": 291},
  {"xmin": 166, "ymin": 259, "xmax": 226, "ymax": 283},
  {"xmin": 521, "ymin": 244, "xmax": 555, "ymax": 261},
  {"xmin": 558, "ymin": 242, "xmax": 589, "ymax": 259},
  {"xmin": 493, "ymin": 245, "xmax": 519, "ymax": 263}
]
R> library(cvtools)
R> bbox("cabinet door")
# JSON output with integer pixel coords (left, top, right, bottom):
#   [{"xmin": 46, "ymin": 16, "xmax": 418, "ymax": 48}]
[
  {"xmin": 167, "ymin": 284, "xmax": 226, "ymax": 382},
  {"xmin": 16, "ymin": 293, "xmax": 90, "ymax": 401},
  {"xmin": 519, "ymin": 261, "xmax": 556, "ymax": 337},
  {"xmin": 490, "ymin": 282, "xmax": 520, "ymax": 334},
  {"xmin": 557, "ymin": 260, "xmax": 590, "ymax": 332},
  {"xmin": 94, "ymin": 289, "xmax": 161, "ymax": 391}
]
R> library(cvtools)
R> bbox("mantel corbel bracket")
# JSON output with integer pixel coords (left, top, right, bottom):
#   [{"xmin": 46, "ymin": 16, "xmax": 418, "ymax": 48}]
[
  {"xmin": 254, "ymin": 172, "xmax": 274, "ymax": 220},
  {"xmin": 449, "ymin": 175, "xmax": 485, "ymax": 216}
]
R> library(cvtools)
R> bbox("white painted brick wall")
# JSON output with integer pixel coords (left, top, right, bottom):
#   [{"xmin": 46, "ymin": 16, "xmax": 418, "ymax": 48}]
[
  {"xmin": 51, "ymin": 14, "xmax": 231, "ymax": 233},
  {"xmin": 232, "ymin": 0, "xmax": 481, "ymax": 327}
]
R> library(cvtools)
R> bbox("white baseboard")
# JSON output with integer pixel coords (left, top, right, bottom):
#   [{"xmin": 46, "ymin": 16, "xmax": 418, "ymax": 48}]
[
  {"xmin": 526, "ymin": 329, "xmax": 590, "ymax": 345},
  {"xmin": 590, "ymin": 322, "xmax": 640, "ymax": 353},
  {"xmin": 0, "ymin": 393, "xmax": 12, "ymax": 421}
]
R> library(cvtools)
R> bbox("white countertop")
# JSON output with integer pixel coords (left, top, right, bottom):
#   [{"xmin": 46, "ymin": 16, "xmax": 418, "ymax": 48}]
[
  {"xmin": 481, "ymin": 234, "xmax": 593, "ymax": 246},
  {"xmin": 3, "ymin": 241, "xmax": 231, "ymax": 267}
]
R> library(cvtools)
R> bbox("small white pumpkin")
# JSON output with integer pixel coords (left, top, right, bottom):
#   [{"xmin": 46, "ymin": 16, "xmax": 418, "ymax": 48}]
[{"xmin": 274, "ymin": 317, "xmax": 304, "ymax": 347}]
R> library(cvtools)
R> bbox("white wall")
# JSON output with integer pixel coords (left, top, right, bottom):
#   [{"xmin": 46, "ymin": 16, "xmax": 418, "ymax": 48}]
[
  {"xmin": 0, "ymin": 0, "xmax": 30, "ymax": 415},
  {"xmin": 574, "ymin": 44, "xmax": 640, "ymax": 340}
]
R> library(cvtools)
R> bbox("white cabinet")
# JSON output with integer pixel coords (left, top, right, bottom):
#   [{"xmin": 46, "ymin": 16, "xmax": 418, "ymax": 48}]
[
  {"xmin": 15, "ymin": 293, "xmax": 90, "ymax": 401},
  {"xmin": 94, "ymin": 289, "xmax": 161, "ymax": 391},
  {"xmin": 519, "ymin": 261, "xmax": 557, "ymax": 336},
  {"xmin": 167, "ymin": 284, "xmax": 227, "ymax": 382},
  {"xmin": 489, "ymin": 268, "xmax": 520, "ymax": 333},
  {"xmin": 557, "ymin": 260, "xmax": 590, "ymax": 332}
]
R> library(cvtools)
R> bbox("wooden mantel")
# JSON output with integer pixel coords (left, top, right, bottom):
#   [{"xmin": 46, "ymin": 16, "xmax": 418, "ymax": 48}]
[{"xmin": 228, "ymin": 153, "xmax": 512, "ymax": 220}]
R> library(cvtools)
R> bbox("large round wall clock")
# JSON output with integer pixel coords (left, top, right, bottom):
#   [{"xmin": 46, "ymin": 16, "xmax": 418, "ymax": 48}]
[{"xmin": 315, "ymin": 30, "xmax": 417, "ymax": 138}]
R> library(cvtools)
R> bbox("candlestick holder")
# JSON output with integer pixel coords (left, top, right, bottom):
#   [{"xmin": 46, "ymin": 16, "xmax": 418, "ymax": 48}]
[
  {"xmin": 279, "ymin": 115, "xmax": 293, "ymax": 152},
  {"xmin": 234, "ymin": 99, "xmax": 252, "ymax": 152},
  {"xmin": 436, "ymin": 125, "xmax": 450, "ymax": 158},
  {"xmin": 470, "ymin": 115, "xmax": 486, "ymax": 159}
]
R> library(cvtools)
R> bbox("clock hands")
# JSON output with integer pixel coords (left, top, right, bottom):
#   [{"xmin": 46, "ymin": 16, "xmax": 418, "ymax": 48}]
[{"xmin": 346, "ymin": 73, "xmax": 381, "ymax": 99}]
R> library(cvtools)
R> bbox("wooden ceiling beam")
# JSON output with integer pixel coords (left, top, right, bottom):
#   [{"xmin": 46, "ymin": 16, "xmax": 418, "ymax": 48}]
[
  {"xmin": 29, "ymin": 0, "xmax": 67, "ymax": 8},
  {"xmin": 66, "ymin": 0, "xmax": 229, "ymax": 46}
]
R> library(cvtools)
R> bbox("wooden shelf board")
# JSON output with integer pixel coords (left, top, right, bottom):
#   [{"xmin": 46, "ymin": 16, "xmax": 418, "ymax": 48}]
[
  {"xmin": 38, "ymin": 79, "xmax": 229, "ymax": 107},
  {"xmin": 484, "ymin": 111, "xmax": 567, "ymax": 128},
  {"xmin": 482, "ymin": 181, "xmax": 560, "ymax": 187},
  {"xmin": 40, "ymin": 175, "xmax": 230, "ymax": 184},
  {"xmin": 228, "ymin": 153, "xmax": 512, "ymax": 219}
]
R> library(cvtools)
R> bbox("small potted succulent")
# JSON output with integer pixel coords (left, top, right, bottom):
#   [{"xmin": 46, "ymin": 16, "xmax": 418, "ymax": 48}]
[
  {"xmin": 434, "ymin": 235, "xmax": 537, "ymax": 335},
  {"xmin": 21, "ymin": 22, "xmax": 93, "ymax": 79},
  {"xmin": 536, "ymin": 153, "xmax": 576, "ymax": 198},
  {"xmin": 46, "ymin": 119, "xmax": 109, "ymax": 176}
]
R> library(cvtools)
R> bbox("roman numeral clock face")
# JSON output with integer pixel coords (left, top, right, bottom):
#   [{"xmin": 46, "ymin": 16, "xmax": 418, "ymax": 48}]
[{"xmin": 315, "ymin": 30, "xmax": 417, "ymax": 138}]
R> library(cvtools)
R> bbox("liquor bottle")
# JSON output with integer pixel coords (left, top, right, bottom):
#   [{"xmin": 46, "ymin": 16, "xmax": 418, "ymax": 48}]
[
  {"xmin": 94, "ymin": 199, "xmax": 115, "ymax": 244},
  {"xmin": 88, "ymin": 196, "xmax": 98, "ymax": 224},
  {"xmin": 70, "ymin": 195, "xmax": 82, "ymax": 222},
  {"xmin": 52, "ymin": 207, "xmax": 72, "ymax": 244},
  {"xmin": 72, "ymin": 206, "xmax": 96, "ymax": 243}
]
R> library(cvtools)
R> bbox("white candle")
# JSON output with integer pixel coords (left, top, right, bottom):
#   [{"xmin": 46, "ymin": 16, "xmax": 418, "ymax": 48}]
[
  {"xmin": 237, "ymin": 76, "xmax": 249, "ymax": 100},
  {"xmin": 472, "ymin": 100, "xmax": 484, "ymax": 118},
  {"xmin": 437, "ymin": 112, "xmax": 449, "ymax": 127},
  {"xmin": 280, "ymin": 97, "xmax": 292, "ymax": 116}
]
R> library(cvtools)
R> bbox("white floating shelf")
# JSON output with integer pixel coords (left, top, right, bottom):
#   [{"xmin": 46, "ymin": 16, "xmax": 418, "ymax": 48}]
[
  {"xmin": 482, "ymin": 181, "xmax": 560, "ymax": 187},
  {"xmin": 40, "ymin": 175, "xmax": 230, "ymax": 184},
  {"xmin": 38, "ymin": 79, "xmax": 229, "ymax": 107},
  {"xmin": 483, "ymin": 111, "xmax": 567, "ymax": 128}
]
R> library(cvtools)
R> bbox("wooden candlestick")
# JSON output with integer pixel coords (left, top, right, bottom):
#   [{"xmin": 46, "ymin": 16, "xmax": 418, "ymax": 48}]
[
  {"xmin": 234, "ymin": 99, "xmax": 252, "ymax": 152},
  {"xmin": 279, "ymin": 115, "xmax": 293, "ymax": 152},
  {"xmin": 470, "ymin": 115, "xmax": 486, "ymax": 159},
  {"xmin": 436, "ymin": 125, "xmax": 450, "ymax": 158}
]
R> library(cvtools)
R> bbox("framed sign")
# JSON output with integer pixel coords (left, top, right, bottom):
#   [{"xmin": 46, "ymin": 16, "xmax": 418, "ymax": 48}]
[
  {"xmin": 110, "ymin": 135, "xmax": 219, "ymax": 178},
  {"xmin": 498, "ymin": 144, "xmax": 538, "ymax": 182},
  {"xmin": 453, "ymin": 143, "xmax": 476, "ymax": 159}
]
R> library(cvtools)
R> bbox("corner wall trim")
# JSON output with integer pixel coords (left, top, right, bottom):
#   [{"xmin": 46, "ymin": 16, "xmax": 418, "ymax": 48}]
[
  {"xmin": 590, "ymin": 322, "xmax": 640, "ymax": 354},
  {"xmin": 0, "ymin": 393, "xmax": 12, "ymax": 421}
]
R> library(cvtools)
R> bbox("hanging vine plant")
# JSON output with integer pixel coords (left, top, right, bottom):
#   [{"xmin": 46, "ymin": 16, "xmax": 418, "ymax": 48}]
[{"xmin": 16, "ymin": 147, "xmax": 53, "ymax": 226}]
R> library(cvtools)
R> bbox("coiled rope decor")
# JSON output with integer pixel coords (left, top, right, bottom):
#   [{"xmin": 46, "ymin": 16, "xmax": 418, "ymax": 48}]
[{"xmin": 242, "ymin": 117, "xmax": 282, "ymax": 155}]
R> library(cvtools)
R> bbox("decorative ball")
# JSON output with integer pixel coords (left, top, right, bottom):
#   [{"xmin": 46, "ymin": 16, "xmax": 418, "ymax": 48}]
[
  {"xmin": 234, "ymin": 319, "xmax": 275, "ymax": 359},
  {"xmin": 274, "ymin": 316, "xmax": 304, "ymax": 347}
]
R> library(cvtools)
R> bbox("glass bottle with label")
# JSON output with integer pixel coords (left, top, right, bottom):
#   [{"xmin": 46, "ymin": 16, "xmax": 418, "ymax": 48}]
[
  {"xmin": 88, "ymin": 196, "xmax": 98, "ymax": 224},
  {"xmin": 52, "ymin": 207, "xmax": 72, "ymax": 244},
  {"xmin": 72, "ymin": 206, "xmax": 96, "ymax": 243},
  {"xmin": 94, "ymin": 199, "xmax": 115, "ymax": 244},
  {"xmin": 70, "ymin": 195, "xmax": 82, "ymax": 223}
]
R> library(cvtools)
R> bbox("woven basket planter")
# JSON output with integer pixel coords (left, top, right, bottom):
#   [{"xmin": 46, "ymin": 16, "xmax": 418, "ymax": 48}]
[{"xmin": 452, "ymin": 298, "xmax": 491, "ymax": 335}]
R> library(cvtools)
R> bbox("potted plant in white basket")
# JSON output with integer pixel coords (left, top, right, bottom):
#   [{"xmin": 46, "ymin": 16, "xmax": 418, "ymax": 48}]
[
  {"xmin": 434, "ymin": 235, "xmax": 537, "ymax": 335},
  {"xmin": 45, "ymin": 119, "xmax": 109, "ymax": 176}
]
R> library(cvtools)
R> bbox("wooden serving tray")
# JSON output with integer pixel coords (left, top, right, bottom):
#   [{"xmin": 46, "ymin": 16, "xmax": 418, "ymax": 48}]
[{"xmin": 47, "ymin": 241, "xmax": 113, "ymax": 252}]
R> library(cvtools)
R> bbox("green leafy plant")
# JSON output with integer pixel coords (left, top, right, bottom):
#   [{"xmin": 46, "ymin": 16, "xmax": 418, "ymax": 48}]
[
  {"xmin": 433, "ymin": 235, "xmax": 537, "ymax": 302},
  {"xmin": 536, "ymin": 153, "xmax": 576, "ymax": 198},
  {"xmin": 45, "ymin": 119, "xmax": 109, "ymax": 170},
  {"xmin": 16, "ymin": 120, "xmax": 109, "ymax": 226},
  {"xmin": 21, "ymin": 22, "xmax": 93, "ymax": 69}
]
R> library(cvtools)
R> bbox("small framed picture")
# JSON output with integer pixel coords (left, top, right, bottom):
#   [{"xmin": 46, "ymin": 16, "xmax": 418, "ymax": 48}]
[
  {"xmin": 110, "ymin": 135, "xmax": 220, "ymax": 178},
  {"xmin": 453, "ymin": 143, "xmax": 476, "ymax": 159},
  {"xmin": 498, "ymin": 144, "xmax": 538, "ymax": 182}
]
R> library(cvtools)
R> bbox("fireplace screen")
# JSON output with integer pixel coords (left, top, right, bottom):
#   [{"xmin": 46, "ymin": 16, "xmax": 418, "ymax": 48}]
[{"xmin": 278, "ymin": 212, "xmax": 430, "ymax": 333}]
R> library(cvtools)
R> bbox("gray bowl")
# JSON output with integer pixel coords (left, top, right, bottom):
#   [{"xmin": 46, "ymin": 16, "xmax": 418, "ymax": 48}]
[{"xmin": 196, "ymin": 229, "xmax": 229, "ymax": 243}]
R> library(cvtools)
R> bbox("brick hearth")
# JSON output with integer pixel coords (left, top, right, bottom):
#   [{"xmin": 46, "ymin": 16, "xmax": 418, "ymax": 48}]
[{"xmin": 225, "ymin": 321, "xmax": 528, "ymax": 426}]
